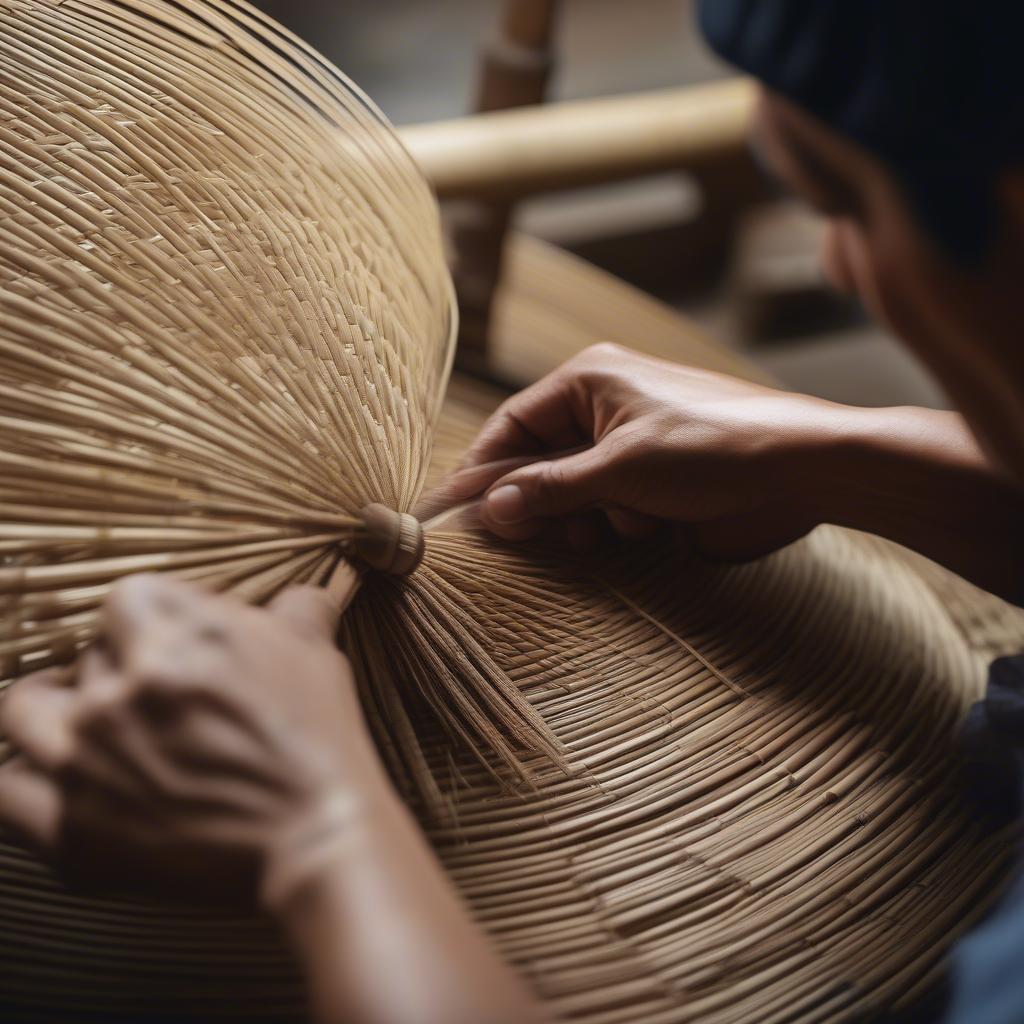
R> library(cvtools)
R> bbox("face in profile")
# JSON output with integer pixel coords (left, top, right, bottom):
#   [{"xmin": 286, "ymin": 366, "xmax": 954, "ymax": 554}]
[{"xmin": 752, "ymin": 89, "xmax": 1024, "ymax": 483}]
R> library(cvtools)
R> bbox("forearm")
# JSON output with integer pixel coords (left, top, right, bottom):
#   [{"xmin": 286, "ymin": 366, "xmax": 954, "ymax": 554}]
[
  {"xmin": 266, "ymin": 764, "xmax": 544, "ymax": 1024},
  {"xmin": 811, "ymin": 406, "xmax": 1024, "ymax": 599}
]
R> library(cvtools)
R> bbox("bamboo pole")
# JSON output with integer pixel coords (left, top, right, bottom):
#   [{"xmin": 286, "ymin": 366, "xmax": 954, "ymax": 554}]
[{"xmin": 399, "ymin": 79, "xmax": 757, "ymax": 200}]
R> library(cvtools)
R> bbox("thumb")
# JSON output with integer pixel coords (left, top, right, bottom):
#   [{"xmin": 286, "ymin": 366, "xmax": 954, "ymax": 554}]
[
  {"xmin": 268, "ymin": 585, "xmax": 342, "ymax": 642},
  {"xmin": 483, "ymin": 446, "xmax": 612, "ymax": 526}
]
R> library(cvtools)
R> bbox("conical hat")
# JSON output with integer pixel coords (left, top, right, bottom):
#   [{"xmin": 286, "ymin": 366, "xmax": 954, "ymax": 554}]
[{"xmin": 0, "ymin": 2, "xmax": 1016, "ymax": 1022}]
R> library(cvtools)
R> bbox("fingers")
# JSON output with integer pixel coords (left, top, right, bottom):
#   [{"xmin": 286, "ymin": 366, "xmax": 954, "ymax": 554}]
[
  {"xmin": 103, "ymin": 576, "xmax": 256, "ymax": 691},
  {"xmin": 0, "ymin": 758, "xmax": 61, "ymax": 850},
  {"xmin": 104, "ymin": 572, "xmax": 342, "ymax": 662},
  {"xmin": 0, "ymin": 668, "xmax": 77, "ymax": 773},
  {"xmin": 77, "ymin": 645, "xmax": 127, "ymax": 701},
  {"xmin": 268, "ymin": 585, "xmax": 341, "ymax": 641},
  {"xmin": 479, "ymin": 446, "xmax": 612, "ymax": 538},
  {"xmin": 420, "ymin": 450, "xmax": 563, "ymax": 518},
  {"xmin": 458, "ymin": 371, "xmax": 588, "ymax": 473},
  {"xmin": 103, "ymin": 573, "xmax": 188, "ymax": 638}
]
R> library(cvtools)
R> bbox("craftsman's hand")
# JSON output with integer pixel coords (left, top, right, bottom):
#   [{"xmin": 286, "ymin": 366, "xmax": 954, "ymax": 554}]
[
  {"xmin": 0, "ymin": 574, "xmax": 385, "ymax": 903},
  {"xmin": 0, "ymin": 575, "xmax": 544, "ymax": 1024},
  {"xmin": 447, "ymin": 343, "xmax": 1024, "ymax": 595},
  {"xmin": 446, "ymin": 343, "xmax": 840, "ymax": 558}
]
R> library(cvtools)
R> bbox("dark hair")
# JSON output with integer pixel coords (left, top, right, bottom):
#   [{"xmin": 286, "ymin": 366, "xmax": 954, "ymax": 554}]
[{"xmin": 698, "ymin": 0, "xmax": 1024, "ymax": 261}]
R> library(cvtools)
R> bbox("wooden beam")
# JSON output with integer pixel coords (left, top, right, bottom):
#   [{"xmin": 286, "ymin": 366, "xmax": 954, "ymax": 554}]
[{"xmin": 400, "ymin": 78, "xmax": 757, "ymax": 200}]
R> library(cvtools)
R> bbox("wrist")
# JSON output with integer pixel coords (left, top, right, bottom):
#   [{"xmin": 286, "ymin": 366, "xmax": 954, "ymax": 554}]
[
  {"xmin": 805, "ymin": 405, "xmax": 1024, "ymax": 596},
  {"xmin": 811, "ymin": 405, "xmax": 989, "ymax": 522},
  {"xmin": 259, "ymin": 789, "xmax": 362, "ymax": 917},
  {"xmin": 259, "ymin": 757, "xmax": 400, "ymax": 922},
  {"xmin": 755, "ymin": 395, "xmax": 869, "ymax": 525}
]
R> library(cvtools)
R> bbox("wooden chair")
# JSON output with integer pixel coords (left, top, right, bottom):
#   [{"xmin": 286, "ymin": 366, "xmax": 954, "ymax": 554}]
[
  {"xmin": 398, "ymin": 0, "xmax": 766, "ymax": 389},
  {"xmin": 401, "ymin": 0, "xmax": 1024, "ymax": 677}
]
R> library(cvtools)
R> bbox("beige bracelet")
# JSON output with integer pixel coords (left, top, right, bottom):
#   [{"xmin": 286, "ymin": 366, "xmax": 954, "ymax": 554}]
[{"xmin": 259, "ymin": 790, "xmax": 365, "ymax": 915}]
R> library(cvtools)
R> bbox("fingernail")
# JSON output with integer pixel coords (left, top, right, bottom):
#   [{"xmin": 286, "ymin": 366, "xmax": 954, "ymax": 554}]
[{"xmin": 487, "ymin": 484, "xmax": 526, "ymax": 524}]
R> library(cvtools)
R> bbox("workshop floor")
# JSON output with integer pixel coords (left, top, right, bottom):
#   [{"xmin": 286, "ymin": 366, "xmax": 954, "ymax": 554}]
[{"xmin": 256, "ymin": 0, "xmax": 948, "ymax": 411}]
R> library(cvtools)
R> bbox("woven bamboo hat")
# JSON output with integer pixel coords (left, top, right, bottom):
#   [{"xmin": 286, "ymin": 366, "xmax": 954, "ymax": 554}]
[{"xmin": 0, "ymin": 2, "xmax": 1018, "ymax": 1021}]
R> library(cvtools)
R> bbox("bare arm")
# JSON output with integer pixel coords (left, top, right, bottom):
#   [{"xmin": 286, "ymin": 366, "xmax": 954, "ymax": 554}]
[
  {"xmin": 0, "ymin": 575, "xmax": 543, "ymax": 1024},
  {"xmin": 269, "ymin": 782, "xmax": 539, "ymax": 1024},
  {"xmin": 443, "ymin": 343, "xmax": 1024, "ymax": 600}
]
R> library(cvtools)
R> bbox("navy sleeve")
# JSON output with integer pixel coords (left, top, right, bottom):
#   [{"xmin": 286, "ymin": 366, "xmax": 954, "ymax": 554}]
[
  {"xmin": 944, "ymin": 871, "xmax": 1024, "ymax": 1024},
  {"xmin": 938, "ymin": 657, "xmax": 1024, "ymax": 1023}
]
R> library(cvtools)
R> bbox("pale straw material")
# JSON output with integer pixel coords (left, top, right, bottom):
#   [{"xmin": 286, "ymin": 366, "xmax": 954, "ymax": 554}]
[{"xmin": 0, "ymin": 1, "xmax": 1018, "ymax": 1021}]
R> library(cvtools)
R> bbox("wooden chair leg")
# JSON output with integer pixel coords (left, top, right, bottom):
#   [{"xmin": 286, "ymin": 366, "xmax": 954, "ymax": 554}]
[{"xmin": 451, "ymin": 0, "xmax": 558, "ymax": 374}]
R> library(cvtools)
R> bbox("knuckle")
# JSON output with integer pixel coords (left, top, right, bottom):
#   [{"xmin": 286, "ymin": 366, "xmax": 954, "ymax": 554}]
[
  {"xmin": 574, "ymin": 342, "xmax": 627, "ymax": 378},
  {"xmin": 1, "ymin": 679, "xmax": 34, "ymax": 721},
  {"xmin": 587, "ymin": 340, "xmax": 624, "ymax": 361},
  {"xmin": 531, "ymin": 460, "xmax": 566, "ymax": 506},
  {"xmin": 556, "ymin": 346, "xmax": 590, "ymax": 376},
  {"xmin": 493, "ymin": 395, "xmax": 519, "ymax": 421},
  {"xmin": 0, "ymin": 699, "xmax": 28, "ymax": 742},
  {"xmin": 193, "ymin": 617, "xmax": 231, "ymax": 647},
  {"xmin": 109, "ymin": 574, "xmax": 197, "ymax": 623},
  {"xmin": 468, "ymin": 403, "xmax": 522, "ymax": 457},
  {"xmin": 600, "ymin": 427, "xmax": 650, "ymax": 473},
  {"xmin": 108, "ymin": 573, "xmax": 159, "ymax": 609},
  {"xmin": 602, "ymin": 428, "xmax": 638, "ymax": 460},
  {"xmin": 486, "ymin": 397, "xmax": 524, "ymax": 435},
  {"xmin": 75, "ymin": 695, "xmax": 122, "ymax": 740},
  {"xmin": 573, "ymin": 344, "xmax": 631, "ymax": 391}
]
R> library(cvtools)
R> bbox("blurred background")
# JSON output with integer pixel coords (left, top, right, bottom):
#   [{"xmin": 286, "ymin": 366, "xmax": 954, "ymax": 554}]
[{"xmin": 255, "ymin": 0, "xmax": 948, "ymax": 409}]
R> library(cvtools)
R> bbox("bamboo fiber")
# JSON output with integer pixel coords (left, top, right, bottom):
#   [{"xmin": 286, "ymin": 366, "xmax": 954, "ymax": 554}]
[
  {"xmin": 0, "ymin": 1, "xmax": 1018, "ymax": 1021},
  {"xmin": 0, "ymin": 0, "xmax": 561, "ymax": 787}
]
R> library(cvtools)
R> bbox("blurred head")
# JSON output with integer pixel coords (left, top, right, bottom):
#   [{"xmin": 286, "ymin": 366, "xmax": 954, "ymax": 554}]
[{"xmin": 699, "ymin": 1, "xmax": 1024, "ymax": 481}]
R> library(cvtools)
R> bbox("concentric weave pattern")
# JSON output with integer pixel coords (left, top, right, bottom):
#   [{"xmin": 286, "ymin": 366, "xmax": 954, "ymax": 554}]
[
  {"xmin": 0, "ymin": 0, "xmax": 455, "ymax": 681},
  {"xmin": 0, "ymin": 2, "xmax": 1017, "ymax": 1022}
]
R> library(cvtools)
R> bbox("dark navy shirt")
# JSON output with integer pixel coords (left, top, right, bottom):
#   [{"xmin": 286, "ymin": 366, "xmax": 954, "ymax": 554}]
[{"xmin": 940, "ymin": 656, "xmax": 1024, "ymax": 1023}]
